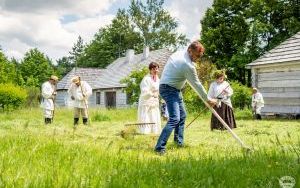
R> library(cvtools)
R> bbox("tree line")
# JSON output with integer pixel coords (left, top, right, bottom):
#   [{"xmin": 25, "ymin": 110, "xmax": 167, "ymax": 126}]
[{"xmin": 1, "ymin": 0, "xmax": 299, "ymax": 88}]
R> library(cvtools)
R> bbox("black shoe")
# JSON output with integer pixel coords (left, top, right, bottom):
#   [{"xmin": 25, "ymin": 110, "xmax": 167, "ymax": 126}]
[
  {"xmin": 256, "ymin": 114, "xmax": 262, "ymax": 120},
  {"xmin": 83, "ymin": 118, "xmax": 88, "ymax": 125},
  {"xmin": 74, "ymin": 118, "xmax": 79, "ymax": 126},
  {"xmin": 45, "ymin": 118, "xmax": 52, "ymax": 124}
]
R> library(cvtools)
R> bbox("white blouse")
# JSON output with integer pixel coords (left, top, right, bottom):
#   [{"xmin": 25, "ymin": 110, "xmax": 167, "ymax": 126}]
[{"xmin": 208, "ymin": 81, "xmax": 233, "ymax": 108}]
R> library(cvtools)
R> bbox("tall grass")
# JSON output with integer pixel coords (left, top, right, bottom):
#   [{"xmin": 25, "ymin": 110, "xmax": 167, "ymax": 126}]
[{"xmin": 0, "ymin": 108, "xmax": 299, "ymax": 187}]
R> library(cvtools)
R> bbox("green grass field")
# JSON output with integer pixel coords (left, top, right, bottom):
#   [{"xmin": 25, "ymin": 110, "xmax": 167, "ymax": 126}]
[{"xmin": 0, "ymin": 108, "xmax": 299, "ymax": 187}]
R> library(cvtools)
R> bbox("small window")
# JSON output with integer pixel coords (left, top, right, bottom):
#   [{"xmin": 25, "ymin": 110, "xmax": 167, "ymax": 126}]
[{"xmin": 96, "ymin": 92, "xmax": 101, "ymax": 105}]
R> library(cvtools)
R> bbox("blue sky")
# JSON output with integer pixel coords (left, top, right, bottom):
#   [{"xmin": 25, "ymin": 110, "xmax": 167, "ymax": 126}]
[{"xmin": 0, "ymin": 0, "xmax": 213, "ymax": 60}]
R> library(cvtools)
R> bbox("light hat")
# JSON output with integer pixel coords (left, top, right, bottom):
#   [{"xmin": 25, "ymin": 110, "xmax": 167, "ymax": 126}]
[
  {"xmin": 71, "ymin": 76, "xmax": 80, "ymax": 84},
  {"xmin": 50, "ymin": 75, "xmax": 58, "ymax": 81}
]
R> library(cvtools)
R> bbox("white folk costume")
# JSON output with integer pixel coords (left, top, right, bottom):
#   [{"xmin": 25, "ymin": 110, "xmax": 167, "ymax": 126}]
[
  {"xmin": 138, "ymin": 74, "xmax": 161, "ymax": 134},
  {"xmin": 40, "ymin": 75, "xmax": 58, "ymax": 124},
  {"xmin": 207, "ymin": 81, "xmax": 236, "ymax": 130},
  {"xmin": 68, "ymin": 77, "xmax": 92, "ymax": 125},
  {"xmin": 41, "ymin": 81, "xmax": 56, "ymax": 119},
  {"xmin": 252, "ymin": 91, "xmax": 264, "ymax": 116}
]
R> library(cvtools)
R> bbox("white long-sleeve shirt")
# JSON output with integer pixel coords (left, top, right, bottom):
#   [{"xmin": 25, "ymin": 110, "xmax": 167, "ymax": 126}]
[
  {"xmin": 138, "ymin": 74, "xmax": 160, "ymax": 107},
  {"xmin": 40, "ymin": 81, "xmax": 55, "ymax": 110},
  {"xmin": 207, "ymin": 81, "xmax": 233, "ymax": 108},
  {"xmin": 68, "ymin": 81, "xmax": 92, "ymax": 108},
  {"xmin": 160, "ymin": 50, "xmax": 208, "ymax": 101},
  {"xmin": 252, "ymin": 92, "xmax": 264, "ymax": 109}
]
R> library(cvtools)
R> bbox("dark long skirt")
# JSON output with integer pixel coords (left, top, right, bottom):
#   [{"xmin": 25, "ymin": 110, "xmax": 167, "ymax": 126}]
[{"xmin": 211, "ymin": 102, "xmax": 236, "ymax": 131}]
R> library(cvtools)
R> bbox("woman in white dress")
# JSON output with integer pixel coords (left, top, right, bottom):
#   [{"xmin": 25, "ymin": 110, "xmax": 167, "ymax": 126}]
[{"xmin": 138, "ymin": 62, "xmax": 161, "ymax": 134}]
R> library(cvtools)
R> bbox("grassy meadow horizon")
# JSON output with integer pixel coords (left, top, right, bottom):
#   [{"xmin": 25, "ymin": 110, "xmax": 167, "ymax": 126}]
[{"xmin": 0, "ymin": 107, "xmax": 299, "ymax": 187}]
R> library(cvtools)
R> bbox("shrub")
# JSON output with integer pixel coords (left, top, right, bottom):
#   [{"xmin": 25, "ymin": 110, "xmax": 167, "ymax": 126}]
[
  {"xmin": 0, "ymin": 83, "xmax": 27, "ymax": 111},
  {"xmin": 183, "ymin": 59, "xmax": 216, "ymax": 113},
  {"xmin": 230, "ymin": 81, "xmax": 252, "ymax": 109},
  {"xmin": 120, "ymin": 67, "xmax": 148, "ymax": 104},
  {"xmin": 183, "ymin": 84, "xmax": 207, "ymax": 113},
  {"xmin": 25, "ymin": 86, "xmax": 41, "ymax": 107}
]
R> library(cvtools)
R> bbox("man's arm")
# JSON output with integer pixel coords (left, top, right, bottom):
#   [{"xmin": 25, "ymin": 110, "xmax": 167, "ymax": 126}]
[{"xmin": 184, "ymin": 65, "xmax": 208, "ymax": 101}]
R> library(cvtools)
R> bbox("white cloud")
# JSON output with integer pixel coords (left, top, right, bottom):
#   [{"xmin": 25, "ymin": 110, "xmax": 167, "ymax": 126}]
[
  {"xmin": 3, "ymin": 38, "xmax": 31, "ymax": 59},
  {"xmin": 0, "ymin": 0, "xmax": 114, "ymax": 16},
  {"xmin": 167, "ymin": 0, "xmax": 213, "ymax": 41},
  {"xmin": 64, "ymin": 14, "xmax": 115, "ymax": 42},
  {"xmin": 0, "ymin": 0, "xmax": 213, "ymax": 61},
  {"xmin": 0, "ymin": 0, "xmax": 116, "ymax": 60}
]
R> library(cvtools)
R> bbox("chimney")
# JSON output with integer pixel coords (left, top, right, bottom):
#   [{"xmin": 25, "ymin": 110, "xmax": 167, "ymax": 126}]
[
  {"xmin": 125, "ymin": 49, "xmax": 135, "ymax": 62},
  {"xmin": 142, "ymin": 46, "xmax": 150, "ymax": 60}
]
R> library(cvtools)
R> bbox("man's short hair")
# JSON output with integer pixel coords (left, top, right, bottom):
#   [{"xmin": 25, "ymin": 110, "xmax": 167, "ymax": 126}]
[
  {"xmin": 188, "ymin": 41, "xmax": 204, "ymax": 53},
  {"xmin": 149, "ymin": 62, "xmax": 159, "ymax": 70}
]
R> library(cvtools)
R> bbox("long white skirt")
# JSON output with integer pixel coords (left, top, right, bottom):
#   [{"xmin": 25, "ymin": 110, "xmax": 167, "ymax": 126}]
[{"xmin": 138, "ymin": 105, "xmax": 161, "ymax": 135}]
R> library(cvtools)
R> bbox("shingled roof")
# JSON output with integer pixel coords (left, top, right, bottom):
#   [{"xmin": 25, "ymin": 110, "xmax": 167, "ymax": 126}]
[
  {"xmin": 57, "ymin": 48, "xmax": 172, "ymax": 90},
  {"xmin": 57, "ymin": 68, "xmax": 103, "ymax": 90},
  {"xmin": 94, "ymin": 48, "xmax": 172, "ymax": 89},
  {"xmin": 247, "ymin": 31, "xmax": 300, "ymax": 67}
]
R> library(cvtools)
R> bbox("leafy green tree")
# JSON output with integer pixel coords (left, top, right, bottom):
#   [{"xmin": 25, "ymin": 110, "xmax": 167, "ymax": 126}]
[
  {"xmin": 0, "ymin": 51, "xmax": 22, "ymax": 85},
  {"xmin": 19, "ymin": 48, "xmax": 55, "ymax": 87},
  {"xmin": 10, "ymin": 58, "xmax": 25, "ymax": 86},
  {"xmin": 78, "ymin": 10, "xmax": 143, "ymax": 68},
  {"xmin": 79, "ymin": 0, "xmax": 188, "ymax": 68},
  {"xmin": 128, "ymin": 0, "xmax": 188, "ymax": 49},
  {"xmin": 70, "ymin": 36, "xmax": 84, "ymax": 66},
  {"xmin": 0, "ymin": 50, "xmax": 11, "ymax": 83},
  {"xmin": 120, "ymin": 67, "xmax": 148, "ymax": 104},
  {"xmin": 55, "ymin": 56, "xmax": 73, "ymax": 77},
  {"xmin": 201, "ymin": 0, "xmax": 300, "ymax": 84},
  {"xmin": 201, "ymin": 0, "xmax": 250, "ymax": 82}
]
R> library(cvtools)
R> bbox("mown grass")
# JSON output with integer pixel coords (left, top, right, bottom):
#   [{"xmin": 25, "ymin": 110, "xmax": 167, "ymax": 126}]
[{"xmin": 0, "ymin": 108, "xmax": 299, "ymax": 187}]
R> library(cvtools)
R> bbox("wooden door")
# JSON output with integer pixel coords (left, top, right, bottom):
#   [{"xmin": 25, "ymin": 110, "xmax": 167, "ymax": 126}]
[{"xmin": 105, "ymin": 92, "xmax": 116, "ymax": 108}]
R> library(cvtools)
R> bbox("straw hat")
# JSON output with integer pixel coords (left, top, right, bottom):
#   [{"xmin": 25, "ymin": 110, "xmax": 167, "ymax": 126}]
[
  {"xmin": 71, "ymin": 76, "xmax": 80, "ymax": 84},
  {"xmin": 50, "ymin": 75, "xmax": 58, "ymax": 81}
]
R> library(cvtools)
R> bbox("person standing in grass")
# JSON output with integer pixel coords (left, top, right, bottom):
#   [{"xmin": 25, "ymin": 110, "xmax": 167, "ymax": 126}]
[
  {"xmin": 154, "ymin": 41, "xmax": 216, "ymax": 154},
  {"xmin": 208, "ymin": 70, "xmax": 236, "ymax": 130},
  {"xmin": 41, "ymin": 75, "xmax": 58, "ymax": 124},
  {"xmin": 252, "ymin": 87, "xmax": 264, "ymax": 120},
  {"xmin": 68, "ymin": 76, "xmax": 92, "ymax": 126},
  {"xmin": 138, "ymin": 62, "xmax": 161, "ymax": 134}
]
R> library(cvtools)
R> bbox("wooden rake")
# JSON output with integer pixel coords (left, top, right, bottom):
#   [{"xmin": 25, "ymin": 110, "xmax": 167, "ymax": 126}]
[{"xmin": 121, "ymin": 123, "xmax": 156, "ymax": 138}]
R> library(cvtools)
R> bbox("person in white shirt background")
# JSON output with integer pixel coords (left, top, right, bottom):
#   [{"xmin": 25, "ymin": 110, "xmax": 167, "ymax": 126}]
[
  {"xmin": 41, "ymin": 75, "xmax": 58, "ymax": 124},
  {"xmin": 138, "ymin": 62, "xmax": 161, "ymax": 135},
  {"xmin": 207, "ymin": 70, "xmax": 236, "ymax": 130},
  {"xmin": 251, "ymin": 87, "xmax": 264, "ymax": 120},
  {"xmin": 68, "ymin": 76, "xmax": 92, "ymax": 125}
]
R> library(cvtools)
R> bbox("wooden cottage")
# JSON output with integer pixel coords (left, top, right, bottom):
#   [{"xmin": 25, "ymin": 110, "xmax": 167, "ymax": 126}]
[
  {"xmin": 246, "ymin": 31, "xmax": 300, "ymax": 116},
  {"xmin": 56, "ymin": 48, "xmax": 172, "ymax": 108}
]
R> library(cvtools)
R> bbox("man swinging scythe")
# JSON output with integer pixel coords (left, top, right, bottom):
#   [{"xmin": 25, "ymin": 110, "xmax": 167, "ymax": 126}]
[{"xmin": 154, "ymin": 41, "xmax": 250, "ymax": 155}]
